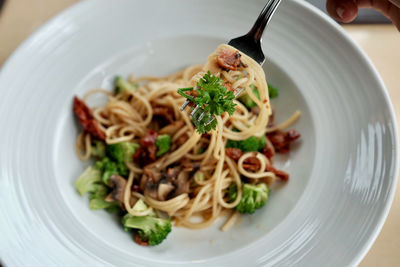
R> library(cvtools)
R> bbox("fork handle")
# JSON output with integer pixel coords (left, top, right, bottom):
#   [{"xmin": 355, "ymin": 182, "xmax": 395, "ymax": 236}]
[{"xmin": 247, "ymin": 0, "xmax": 282, "ymax": 42}]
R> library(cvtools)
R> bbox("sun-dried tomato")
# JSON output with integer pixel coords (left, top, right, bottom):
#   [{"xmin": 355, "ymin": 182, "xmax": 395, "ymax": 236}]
[
  {"xmin": 267, "ymin": 129, "xmax": 301, "ymax": 153},
  {"xmin": 265, "ymin": 164, "xmax": 289, "ymax": 181},
  {"xmin": 225, "ymin": 148, "xmax": 243, "ymax": 161},
  {"xmin": 243, "ymin": 157, "xmax": 261, "ymax": 171},
  {"xmin": 133, "ymin": 130, "xmax": 158, "ymax": 166},
  {"xmin": 216, "ymin": 48, "xmax": 246, "ymax": 71},
  {"xmin": 73, "ymin": 96, "xmax": 105, "ymax": 140},
  {"xmin": 135, "ymin": 234, "xmax": 149, "ymax": 246}
]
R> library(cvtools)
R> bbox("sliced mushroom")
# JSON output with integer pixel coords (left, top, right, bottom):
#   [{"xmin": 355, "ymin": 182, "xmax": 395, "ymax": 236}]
[
  {"xmin": 141, "ymin": 168, "xmax": 162, "ymax": 189},
  {"xmin": 129, "ymin": 195, "xmax": 138, "ymax": 207},
  {"xmin": 158, "ymin": 182, "xmax": 175, "ymax": 201},
  {"xmin": 166, "ymin": 166, "xmax": 181, "ymax": 179},
  {"xmin": 181, "ymin": 158, "xmax": 201, "ymax": 172},
  {"xmin": 172, "ymin": 171, "xmax": 190, "ymax": 197},
  {"xmin": 144, "ymin": 182, "xmax": 158, "ymax": 200},
  {"xmin": 104, "ymin": 193, "xmax": 115, "ymax": 203},
  {"xmin": 139, "ymin": 156, "xmax": 167, "ymax": 191},
  {"xmin": 107, "ymin": 174, "xmax": 127, "ymax": 205}
]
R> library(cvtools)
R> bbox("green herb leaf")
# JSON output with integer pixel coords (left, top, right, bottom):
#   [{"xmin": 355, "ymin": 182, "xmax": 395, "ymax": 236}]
[{"xmin": 178, "ymin": 71, "xmax": 237, "ymax": 134}]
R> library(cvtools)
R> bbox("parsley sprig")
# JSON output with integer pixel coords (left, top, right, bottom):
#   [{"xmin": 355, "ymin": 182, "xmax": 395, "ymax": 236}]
[{"xmin": 178, "ymin": 71, "xmax": 236, "ymax": 134}]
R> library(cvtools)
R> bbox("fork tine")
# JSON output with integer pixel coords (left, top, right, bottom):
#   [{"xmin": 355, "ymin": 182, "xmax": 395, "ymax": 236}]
[
  {"xmin": 180, "ymin": 99, "xmax": 191, "ymax": 111},
  {"xmin": 197, "ymin": 87, "xmax": 244, "ymax": 123},
  {"xmin": 204, "ymin": 117, "xmax": 215, "ymax": 126},
  {"xmin": 197, "ymin": 111, "xmax": 207, "ymax": 122},
  {"xmin": 190, "ymin": 105, "xmax": 200, "ymax": 117},
  {"xmin": 234, "ymin": 87, "xmax": 244, "ymax": 97}
]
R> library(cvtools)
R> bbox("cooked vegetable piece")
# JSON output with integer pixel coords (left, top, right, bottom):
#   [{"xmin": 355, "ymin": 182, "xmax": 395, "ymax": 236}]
[
  {"xmin": 226, "ymin": 135, "xmax": 267, "ymax": 152},
  {"xmin": 155, "ymin": 134, "xmax": 171, "ymax": 157},
  {"xmin": 74, "ymin": 166, "xmax": 102, "ymax": 196},
  {"xmin": 122, "ymin": 200, "xmax": 172, "ymax": 246},
  {"xmin": 228, "ymin": 183, "xmax": 269, "ymax": 214},
  {"xmin": 268, "ymin": 84, "xmax": 279, "ymax": 98},
  {"xmin": 115, "ymin": 76, "xmax": 138, "ymax": 94},
  {"xmin": 239, "ymin": 84, "xmax": 279, "ymax": 109},
  {"xmin": 239, "ymin": 84, "xmax": 260, "ymax": 109},
  {"xmin": 91, "ymin": 140, "xmax": 106, "ymax": 158},
  {"xmin": 106, "ymin": 142, "xmax": 139, "ymax": 163},
  {"xmin": 96, "ymin": 157, "xmax": 128, "ymax": 185},
  {"xmin": 73, "ymin": 96, "xmax": 106, "ymax": 140}
]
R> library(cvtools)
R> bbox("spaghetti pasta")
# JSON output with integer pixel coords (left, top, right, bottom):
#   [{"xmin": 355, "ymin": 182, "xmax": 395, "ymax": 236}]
[{"xmin": 73, "ymin": 44, "xmax": 301, "ymax": 245}]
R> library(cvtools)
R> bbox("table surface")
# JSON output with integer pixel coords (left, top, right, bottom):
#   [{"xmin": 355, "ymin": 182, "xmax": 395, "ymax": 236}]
[{"xmin": 1, "ymin": 0, "xmax": 399, "ymax": 266}]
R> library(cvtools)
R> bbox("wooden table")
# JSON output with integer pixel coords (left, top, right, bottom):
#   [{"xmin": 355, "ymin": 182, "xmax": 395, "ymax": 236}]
[{"xmin": 0, "ymin": 1, "xmax": 399, "ymax": 266}]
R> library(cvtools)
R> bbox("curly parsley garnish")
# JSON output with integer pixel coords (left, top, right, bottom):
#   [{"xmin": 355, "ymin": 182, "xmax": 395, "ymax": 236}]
[{"xmin": 178, "ymin": 71, "xmax": 236, "ymax": 134}]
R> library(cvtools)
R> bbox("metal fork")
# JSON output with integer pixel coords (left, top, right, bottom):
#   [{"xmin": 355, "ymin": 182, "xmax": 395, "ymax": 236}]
[{"xmin": 180, "ymin": 0, "xmax": 282, "ymax": 125}]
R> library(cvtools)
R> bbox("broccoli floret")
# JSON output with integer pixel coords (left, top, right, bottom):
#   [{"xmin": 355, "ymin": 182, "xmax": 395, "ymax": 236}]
[
  {"xmin": 239, "ymin": 84, "xmax": 260, "ymax": 108},
  {"xmin": 74, "ymin": 165, "xmax": 118, "ymax": 210},
  {"xmin": 122, "ymin": 213, "xmax": 172, "ymax": 246},
  {"xmin": 89, "ymin": 196, "xmax": 116, "ymax": 210},
  {"xmin": 225, "ymin": 139, "xmax": 239, "ymax": 149},
  {"xmin": 88, "ymin": 183, "xmax": 117, "ymax": 210},
  {"xmin": 114, "ymin": 76, "xmax": 139, "ymax": 94},
  {"xmin": 106, "ymin": 142, "xmax": 139, "ymax": 163},
  {"xmin": 226, "ymin": 135, "xmax": 267, "ymax": 152},
  {"xmin": 91, "ymin": 140, "xmax": 106, "ymax": 158},
  {"xmin": 228, "ymin": 183, "xmax": 269, "ymax": 214},
  {"xmin": 132, "ymin": 199, "xmax": 149, "ymax": 212},
  {"xmin": 155, "ymin": 134, "xmax": 171, "ymax": 157},
  {"xmin": 96, "ymin": 157, "xmax": 128, "ymax": 184},
  {"xmin": 258, "ymin": 135, "xmax": 267, "ymax": 151},
  {"xmin": 239, "ymin": 136, "xmax": 260, "ymax": 152},
  {"xmin": 239, "ymin": 84, "xmax": 279, "ymax": 109},
  {"xmin": 268, "ymin": 84, "xmax": 279, "ymax": 98},
  {"xmin": 74, "ymin": 166, "xmax": 102, "ymax": 196}
]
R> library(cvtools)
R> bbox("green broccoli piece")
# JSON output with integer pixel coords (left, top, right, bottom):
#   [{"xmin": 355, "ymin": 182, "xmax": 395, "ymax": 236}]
[
  {"xmin": 239, "ymin": 84, "xmax": 260, "ymax": 108},
  {"xmin": 225, "ymin": 139, "xmax": 239, "ymax": 149},
  {"xmin": 106, "ymin": 142, "xmax": 139, "ymax": 163},
  {"xmin": 122, "ymin": 214, "xmax": 172, "ymax": 246},
  {"xmin": 258, "ymin": 135, "xmax": 267, "ymax": 151},
  {"xmin": 132, "ymin": 199, "xmax": 149, "ymax": 212},
  {"xmin": 114, "ymin": 76, "xmax": 139, "ymax": 94},
  {"xmin": 155, "ymin": 134, "xmax": 171, "ymax": 157},
  {"xmin": 238, "ymin": 136, "xmax": 259, "ymax": 152},
  {"xmin": 89, "ymin": 198, "xmax": 115, "ymax": 210},
  {"xmin": 96, "ymin": 157, "xmax": 128, "ymax": 185},
  {"xmin": 239, "ymin": 84, "xmax": 279, "ymax": 109},
  {"xmin": 268, "ymin": 84, "xmax": 279, "ymax": 98},
  {"xmin": 91, "ymin": 140, "xmax": 106, "ymax": 158},
  {"xmin": 74, "ymin": 166, "xmax": 102, "ymax": 196},
  {"xmin": 226, "ymin": 135, "xmax": 267, "ymax": 152},
  {"xmin": 88, "ymin": 183, "xmax": 116, "ymax": 210},
  {"xmin": 228, "ymin": 183, "xmax": 269, "ymax": 214},
  {"xmin": 122, "ymin": 199, "xmax": 154, "ymax": 232},
  {"xmin": 90, "ymin": 197, "xmax": 116, "ymax": 210},
  {"xmin": 74, "ymin": 165, "xmax": 118, "ymax": 211}
]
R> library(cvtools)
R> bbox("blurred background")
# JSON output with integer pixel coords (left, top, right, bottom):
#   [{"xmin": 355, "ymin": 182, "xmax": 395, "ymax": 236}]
[{"xmin": 0, "ymin": 0, "xmax": 399, "ymax": 266}]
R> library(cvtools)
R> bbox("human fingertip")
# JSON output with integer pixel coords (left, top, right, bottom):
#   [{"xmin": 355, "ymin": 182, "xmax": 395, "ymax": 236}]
[
  {"xmin": 336, "ymin": 6, "xmax": 345, "ymax": 19},
  {"xmin": 335, "ymin": 4, "xmax": 358, "ymax": 22}
]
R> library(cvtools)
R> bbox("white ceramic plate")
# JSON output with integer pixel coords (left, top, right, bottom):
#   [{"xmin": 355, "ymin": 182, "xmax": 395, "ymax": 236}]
[{"xmin": 0, "ymin": 0, "xmax": 398, "ymax": 266}]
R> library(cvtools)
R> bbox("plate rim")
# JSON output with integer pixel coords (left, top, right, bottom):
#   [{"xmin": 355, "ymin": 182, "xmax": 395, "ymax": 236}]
[
  {"xmin": 291, "ymin": 2, "xmax": 399, "ymax": 266},
  {"xmin": 0, "ymin": 0, "xmax": 398, "ymax": 266}
]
